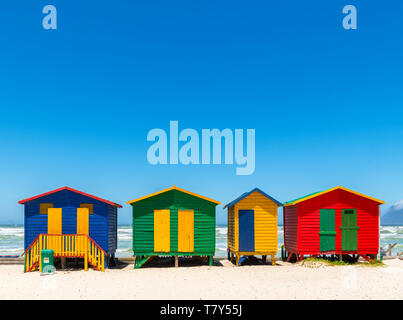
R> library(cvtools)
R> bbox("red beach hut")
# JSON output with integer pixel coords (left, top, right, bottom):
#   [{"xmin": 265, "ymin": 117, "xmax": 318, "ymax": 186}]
[{"xmin": 283, "ymin": 186, "xmax": 385, "ymax": 262}]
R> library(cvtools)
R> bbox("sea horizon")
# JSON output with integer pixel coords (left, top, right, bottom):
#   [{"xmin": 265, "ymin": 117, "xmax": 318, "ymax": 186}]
[{"xmin": 1, "ymin": 224, "xmax": 402, "ymax": 258}]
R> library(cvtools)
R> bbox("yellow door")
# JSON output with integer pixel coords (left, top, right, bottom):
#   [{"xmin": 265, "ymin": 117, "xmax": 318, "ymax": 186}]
[
  {"xmin": 178, "ymin": 210, "xmax": 194, "ymax": 252},
  {"xmin": 77, "ymin": 208, "xmax": 89, "ymax": 235},
  {"xmin": 154, "ymin": 209, "xmax": 170, "ymax": 252},
  {"xmin": 47, "ymin": 208, "xmax": 62, "ymax": 234}
]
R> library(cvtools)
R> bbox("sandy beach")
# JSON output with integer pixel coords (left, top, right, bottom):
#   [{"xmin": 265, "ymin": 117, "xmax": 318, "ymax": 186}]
[{"xmin": 0, "ymin": 258, "xmax": 402, "ymax": 300}]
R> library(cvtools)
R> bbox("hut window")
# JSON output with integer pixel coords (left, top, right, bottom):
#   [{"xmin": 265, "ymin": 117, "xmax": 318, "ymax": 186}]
[
  {"xmin": 40, "ymin": 203, "xmax": 53, "ymax": 214},
  {"xmin": 344, "ymin": 209, "xmax": 355, "ymax": 214},
  {"xmin": 80, "ymin": 203, "xmax": 94, "ymax": 214}
]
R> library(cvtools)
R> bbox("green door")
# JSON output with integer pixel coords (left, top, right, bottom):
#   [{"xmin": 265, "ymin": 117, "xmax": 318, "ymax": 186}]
[
  {"xmin": 319, "ymin": 209, "xmax": 336, "ymax": 251},
  {"xmin": 340, "ymin": 209, "xmax": 359, "ymax": 251}
]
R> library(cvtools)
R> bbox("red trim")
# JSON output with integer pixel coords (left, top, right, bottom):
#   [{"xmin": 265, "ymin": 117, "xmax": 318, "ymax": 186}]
[
  {"xmin": 88, "ymin": 235, "xmax": 107, "ymax": 254},
  {"xmin": 18, "ymin": 186, "xmax": 122, "ymax": 208},
  {"xmin": 21, "ymin": 234, "xmax": 41, "ymax": 256},
  {"xmin": 27, "ymin": 262, "xmax": 39, "ymax": 272}
]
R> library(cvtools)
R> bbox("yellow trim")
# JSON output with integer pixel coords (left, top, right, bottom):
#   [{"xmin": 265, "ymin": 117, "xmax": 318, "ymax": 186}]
[
  {"xmin": 284, "ymin": 186, "xmax": 385, "ymax": 206},
  {"xmin": 127, "ymin": 186, "xmax": 221, "ymax": 205}
]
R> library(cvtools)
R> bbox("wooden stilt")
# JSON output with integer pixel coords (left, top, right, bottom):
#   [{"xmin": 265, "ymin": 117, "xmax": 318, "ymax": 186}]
[
  {"xmin": 61, "ymin": 257, "xmax": 66, "ymax": 269},
  {"xmin": 286, "ymin": 252, "xmax": 293, "ymax": 262},
  {"xmin": 339, "ymin": 254, "xmax": 343, "ymax": 261},
  {"xmin": 236, "ymin": 254, "xmax": 240, "ymax": 266},
  {"xmin": 175, "ymin": 256, "xmax": 179, "ymax": 267},
  {"xmin": 271, "ymin": 255, "xmax": 275, "ymax": 266}
]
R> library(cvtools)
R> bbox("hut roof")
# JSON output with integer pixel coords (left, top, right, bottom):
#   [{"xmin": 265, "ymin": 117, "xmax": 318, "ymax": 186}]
[
  {"xmin": 284, "ymin": 186, "xmax": 385, "ymax": 207},
  {"xmin": 223, "ymin": 188, "xmax": 283, "ymax": 209},
  {"xmin": 18, "ymin": 186, "xmax": 122, "ymax": 208},
  {"xmin": 127, "ymin": 185, "xmax": 221, "ymax": 205}
]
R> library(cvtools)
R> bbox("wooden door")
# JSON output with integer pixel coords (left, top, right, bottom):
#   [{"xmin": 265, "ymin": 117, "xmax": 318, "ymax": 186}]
[
  {"xmin": 178, "ymin": 210, "xmax": 194, "ymax": 252},
  {"xmin": 77, "ymin": 208, "xmax": 89, "ymax": 235},
  {"xmin": 238, "ymin": 210, "xmax": 255, "ymax": 252},
  {"xmin": 319, "ymin": 209, "xmax": 336, "ymax": 251},
  {"xmin": 154, "ymin": 209, "xmax": 170, "ymax": 252},
  {"xmin": 47, "ymin": 208, "xmax": 62, "ymax": 234},
  {"xmin": 341, "ymin": 209, "xmax": 359, "ymax": 251}
]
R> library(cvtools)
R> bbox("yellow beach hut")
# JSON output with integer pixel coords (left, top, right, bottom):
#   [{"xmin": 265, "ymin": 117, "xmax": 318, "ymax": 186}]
[{"xmin": 223, "ymin": 188, "xmax": 282, "ymax": 266}]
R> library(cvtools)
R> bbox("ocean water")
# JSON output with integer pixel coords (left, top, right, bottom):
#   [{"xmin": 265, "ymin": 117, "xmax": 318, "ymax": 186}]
[{"xmin": 1, "ymin": 225, "xmax": 402, "ymax": 257}]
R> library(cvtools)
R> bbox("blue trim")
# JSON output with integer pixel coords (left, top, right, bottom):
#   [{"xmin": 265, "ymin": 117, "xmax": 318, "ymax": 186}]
[{"xmin": 223, "ymin": 188, "xmax": 283, "ymax": 209}]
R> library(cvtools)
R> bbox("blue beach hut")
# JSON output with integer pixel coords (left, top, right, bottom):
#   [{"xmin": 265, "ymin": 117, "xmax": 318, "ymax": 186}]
[{"xmin": 18, "ymin": 186, "xmax": 122, "ymax": 272}]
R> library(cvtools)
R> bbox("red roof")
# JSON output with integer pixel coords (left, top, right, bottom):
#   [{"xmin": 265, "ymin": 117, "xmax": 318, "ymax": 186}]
[{"xmin": 18, "ymin": 186, "xmax": 122, "ymax": 208}]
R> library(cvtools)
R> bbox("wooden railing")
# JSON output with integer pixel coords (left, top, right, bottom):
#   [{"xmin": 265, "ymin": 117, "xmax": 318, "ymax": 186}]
[{"xmin": 23, "ymin": 234, "xmax": 105, "ymax": 272}]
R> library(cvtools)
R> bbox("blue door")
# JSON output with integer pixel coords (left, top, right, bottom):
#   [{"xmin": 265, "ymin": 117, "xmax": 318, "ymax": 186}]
[{"xmin": 238, "ymin": 210, "xmax": 255, "ymax": 252}]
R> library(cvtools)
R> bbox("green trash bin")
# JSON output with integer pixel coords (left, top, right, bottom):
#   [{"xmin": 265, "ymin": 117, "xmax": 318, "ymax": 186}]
[{"xmin": 40, "ymin": 249, "xmax": 54, "ymax": 273}]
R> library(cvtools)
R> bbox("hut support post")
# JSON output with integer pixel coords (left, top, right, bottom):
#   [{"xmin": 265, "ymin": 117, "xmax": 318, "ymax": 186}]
[
  {"xmin": 271, "ymin": 255, "xmax": 275, "ymax": 266},
  {"xmin": 209, "ymin": 256, "xmax": 213, "ymax": 266},
  {"xmin": 175, "ymin": 256, "xmax": 179, "ymax": 267},
  {"xmin": 236, "ymin": 254, "xmax": 240, "ymax": 266},
  {"xmin": 61, "ymin": 257, "xmax": 66, "ymax": 269}
]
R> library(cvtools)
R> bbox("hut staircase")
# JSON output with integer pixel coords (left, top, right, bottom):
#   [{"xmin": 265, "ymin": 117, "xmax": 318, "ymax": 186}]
[
  {"xmin": 134, "ymin": 255, "xmax": 156, "ymax": 269},
  {"xmin": 22, "ymin": 234, "xmax": 106, "ymax": 272}
]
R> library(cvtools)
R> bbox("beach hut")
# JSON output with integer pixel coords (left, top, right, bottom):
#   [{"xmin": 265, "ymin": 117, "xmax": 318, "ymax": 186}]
[
  {"xmin": 127, "ymin": 185, "xmax": 220, "ymax": 268},
  {"xmin": 224, "ymin": 188, "xmax": 282, "ymax": 266},
  {"xmin": 283, "ymin": 186, "xmax": 385, "ymax": 262},
  {"xmin": 19, "ymin": 186, "xmax": 122, "ymax": 272}
]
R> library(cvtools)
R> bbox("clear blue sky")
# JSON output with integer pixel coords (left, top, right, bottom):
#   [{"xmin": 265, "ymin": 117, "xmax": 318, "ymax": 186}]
[{"xmin": 0, "ymin": 1, "xmax": 402, "ymax": 224}]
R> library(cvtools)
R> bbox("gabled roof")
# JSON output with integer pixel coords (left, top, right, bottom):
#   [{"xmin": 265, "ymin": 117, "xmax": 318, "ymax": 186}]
[
  {"xmin": 284, "ymin": 186, "xmax": 385, "ymax": 207},
  {"xmin": 223, "ymin": 188, "xmax": 283, "ymax": 209},
  {"xmin": 18, "ymin": 186, "xmax": 122, "ymax": 208},
  {"xmin": 127, "ymin": 185, "xmax": 221, "ymax": 205}
]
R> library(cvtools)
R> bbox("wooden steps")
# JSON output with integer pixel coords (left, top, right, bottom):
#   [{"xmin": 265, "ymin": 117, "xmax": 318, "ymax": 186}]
[{"xmin": 23, "ymin": 234, "xmax": 106, "ymax": 272}]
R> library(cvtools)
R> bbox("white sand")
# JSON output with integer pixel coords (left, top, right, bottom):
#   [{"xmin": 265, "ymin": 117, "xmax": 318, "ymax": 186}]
[{"xmin": 1, "ymin": 259, "xmax": 402, "ymax": 300}]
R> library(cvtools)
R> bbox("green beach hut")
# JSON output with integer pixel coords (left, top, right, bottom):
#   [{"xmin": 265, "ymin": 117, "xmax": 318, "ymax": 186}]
[{"xmin": 127, "ymin": 185, "xmax": 221, "ymax": 268}]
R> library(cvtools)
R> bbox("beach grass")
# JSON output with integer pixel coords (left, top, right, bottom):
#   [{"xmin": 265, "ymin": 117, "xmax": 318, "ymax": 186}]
[
  {"xmin": 302, "ymin": 257, "xmax": 385, "ymax": 268},
  {"xmin": 360, "ymin": 259, "xmax": 385, "ymax": 267},
  {"xmin": 301, "ymin": 257, "xmax": 351, "ymax": 267}
]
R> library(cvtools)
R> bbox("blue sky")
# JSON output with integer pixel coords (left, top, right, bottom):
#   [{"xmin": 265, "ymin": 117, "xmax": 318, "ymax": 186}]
[{"xmin": 0, "ymin": 1, "xmax": 402, "ymax": 224}]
